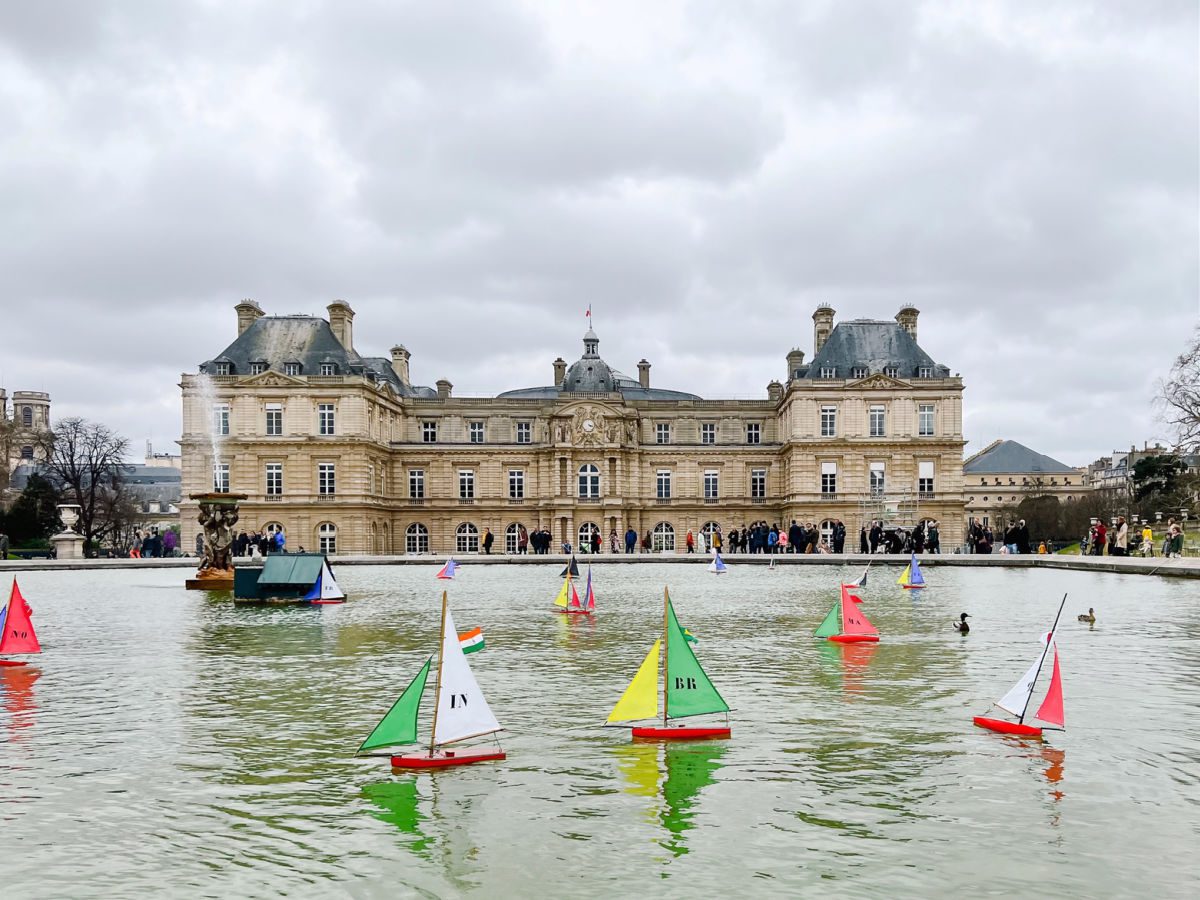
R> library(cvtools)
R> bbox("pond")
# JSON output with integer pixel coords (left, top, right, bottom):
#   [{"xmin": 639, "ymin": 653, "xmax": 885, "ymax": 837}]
[{"xmin": 1, "ymin": 564, "xmax": 1197, "ymax": 897}]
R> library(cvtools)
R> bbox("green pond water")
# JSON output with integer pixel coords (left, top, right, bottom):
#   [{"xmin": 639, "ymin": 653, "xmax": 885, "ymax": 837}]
[{"xmin": 1, "ymin": 564, "xmax": 1198, "ymax": 898}]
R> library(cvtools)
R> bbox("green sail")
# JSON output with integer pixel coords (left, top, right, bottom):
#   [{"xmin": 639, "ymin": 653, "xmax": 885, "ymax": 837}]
[
  {"xmin": 665, "ymin": 598, "xmax": 730, "ymax": 719},
  {"xmin": 358, "ymin": 657, "xmax": 431, "ymax": 753},
  {"xmin": 814, "ymin": 600, "xmax": 841, "ymax": 638}
]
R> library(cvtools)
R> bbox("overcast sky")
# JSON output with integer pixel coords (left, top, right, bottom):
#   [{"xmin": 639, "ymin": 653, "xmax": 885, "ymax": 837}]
[{"xmin": 1, "ymin": 0, "xmax": 1196, "ymax": 466}]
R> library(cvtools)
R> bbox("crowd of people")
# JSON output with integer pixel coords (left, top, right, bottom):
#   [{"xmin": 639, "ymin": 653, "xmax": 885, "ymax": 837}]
[
  {"xmin": 861, "ymin": 519, "xmax": 942, "ymax": 554},
  {"xmin": 231, "ymin": 529, "xmax": 293, "ymax": 557},
  {"xmin": 127, "ymin": 527, "xmax": 177, "ymax": 558}
]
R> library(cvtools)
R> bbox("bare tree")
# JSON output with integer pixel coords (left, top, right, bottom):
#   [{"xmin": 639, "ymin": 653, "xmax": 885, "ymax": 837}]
[
  {"xmin": 1160, "ymin": 327, "xmax": 1200, "ymax": 450},
  {"xmin": 37, "ymin": 418, "xmax": 130, "ymax": 549}
]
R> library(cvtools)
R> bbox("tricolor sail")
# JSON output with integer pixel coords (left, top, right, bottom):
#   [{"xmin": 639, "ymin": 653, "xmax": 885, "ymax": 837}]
[
  {"xmin": 303, "ymin": 560, "xmax": 346, "ymax": 602},
  {"xmin": 436, "ymin": 558, "xmax": 457, "ymax": 580},
  {"xmin": 606, "ymin": 588, "xmax": 730, "ymax": 739},
  {"xmin": 0, "ymin": 580, "xmax": 41, "ymax": 663},
  {"xmin": 897, "ymin": 554, "xmax": 925, "ymax": 589},
  {"xmin": 844, "ymin": 563, "xmax": 869, "ymax": 588}
]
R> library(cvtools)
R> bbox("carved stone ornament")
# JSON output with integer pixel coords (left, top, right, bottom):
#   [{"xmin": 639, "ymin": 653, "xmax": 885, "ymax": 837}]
[{"xmin": 570, "ymin": 405, "xmax": 609, "ymax": 446}]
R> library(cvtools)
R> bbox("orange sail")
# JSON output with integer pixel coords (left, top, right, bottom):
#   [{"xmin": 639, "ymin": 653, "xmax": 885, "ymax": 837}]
[
  {"xmin": 1034, "ymin": 644, "xmax": 1065, "ymax": 727},
  {"xmin": 839, "ymin": 585, "xmax": 877, "ymax": 637},
  {"xmin": 0, "ymin": 581, "xmax": 41, "ymax": 655}
]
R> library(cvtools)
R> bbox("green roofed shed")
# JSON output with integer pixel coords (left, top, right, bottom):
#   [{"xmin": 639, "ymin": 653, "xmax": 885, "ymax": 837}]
[{"xmin": 259, "ymin": 554, "xmax": 325, "ymax": 587}]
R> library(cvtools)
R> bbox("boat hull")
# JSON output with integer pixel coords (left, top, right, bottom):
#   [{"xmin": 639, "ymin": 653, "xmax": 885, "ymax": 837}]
[
  {"xmin": 631, "ymin": 725, "xmax": 731, "ymax": 741},
  {"xmin": 828, "ymin": 634, "xmax": 880, "ymax": 643},
  {"xmin": 0, "ymin": 659, "xmax": 30, "ymax": 667},
  {"xmin": 552, "ymin": 609, "xmax": 593, "ymax": 615},
  {"xmin": 902, "ymin": 584, "xmax": 925, "ymax": 590},
  {"xmin": 973, "ymin": 716, "xmax": 1043, "ymax": 737},
  {"xmin": 307, "ymin": 599, "xmax": 345, "ymax": 605},
  {"xmin": 390, "ymin": 748, "xmax": 507, "ymax": 769}
]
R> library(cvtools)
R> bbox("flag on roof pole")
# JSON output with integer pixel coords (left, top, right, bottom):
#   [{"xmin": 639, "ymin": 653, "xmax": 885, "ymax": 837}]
[{"xmin": 586, "ymin": 305, "xmax": 591, "ymax": 319}]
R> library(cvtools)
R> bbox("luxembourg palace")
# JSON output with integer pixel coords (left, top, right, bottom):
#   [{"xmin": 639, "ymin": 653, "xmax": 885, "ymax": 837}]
[{"xmin": 179, "ymin": 301, "xmax": 966, "ymax": 555}]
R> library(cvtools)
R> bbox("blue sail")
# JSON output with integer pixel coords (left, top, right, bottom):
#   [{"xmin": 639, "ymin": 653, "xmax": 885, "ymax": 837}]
[{"xmin": 909, "ymin": 554, "xmax": 925, "ymax": 585}]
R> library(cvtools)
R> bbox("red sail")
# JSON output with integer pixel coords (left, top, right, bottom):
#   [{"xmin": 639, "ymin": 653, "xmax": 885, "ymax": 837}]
[
  {"xmin": 840, "ymin": 585, "xmax": 878, "ymax": 636},
  {"xmin": 1034, "ymin": 645, "xmax": 1065, "ymax": 727},
  {"xmin": 0, "ymin": 581, "xmax": 41, "ymax": 655}
]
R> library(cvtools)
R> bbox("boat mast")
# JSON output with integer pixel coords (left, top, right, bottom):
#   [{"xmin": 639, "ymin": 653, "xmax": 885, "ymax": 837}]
[
  {"xmin": 1018, "ymin": 593, "xmax": 1067, "ymax": 724},
  {"xmin": 428, "ymin": 590, "xmax": 449, "ymax": 754},
  {"xmin": 662, "ymin": 587, "xmax": 669, "ymax": 727}
]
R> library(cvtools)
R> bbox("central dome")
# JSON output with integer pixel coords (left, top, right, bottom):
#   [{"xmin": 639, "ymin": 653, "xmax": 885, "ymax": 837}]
[{"xmin": 563, "ymin": 327, "xmax": 619, "ymax": 392}]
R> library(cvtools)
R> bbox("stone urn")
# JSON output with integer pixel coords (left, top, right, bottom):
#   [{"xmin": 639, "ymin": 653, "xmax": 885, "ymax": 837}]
[
  {"xmin": 50, "ymin": 504, "xmax": 85, "ymax": 560},
  {"xmin": 186, "ymin": 492, "xmax": 249, "ymax": 590}
]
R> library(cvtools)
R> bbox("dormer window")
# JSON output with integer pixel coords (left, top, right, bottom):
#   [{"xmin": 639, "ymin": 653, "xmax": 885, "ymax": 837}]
[
  {"xmin": 918, "ymin": 366, "xmax": 932, "ymax": 378},
  {"xmin": 851, "ymin": 367, "xmax": 868, "ymax": 379},
  {"xmin": 213, "ymin": 362, "xmax": 231, "ymax": 376},
  {"xmin": 320, "ymin": 363, "xmax": 336, "ymax": 376},
  {"xmin": 819, "ymin": 367, "xmax": 836, "ymax": 379},
  {"xmin": 250, "ymin": 362, "xmax": 266, "ymax": 375},
  {"xmin": 884, "ymin": 366, "xmax": 899, "ymax": 378},
  {"xmin": 285, "ymin": 362, "xmax": 301, "ymax": 377}
]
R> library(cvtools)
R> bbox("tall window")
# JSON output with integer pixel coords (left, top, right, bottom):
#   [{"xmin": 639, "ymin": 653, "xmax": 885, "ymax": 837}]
[
  {"xmin": 265, "ymin": 463, "xmax": 282, "ymax": 496},
  {"xmin": 579, "ymin": 464, "xmax": 600, "ymax": 499},
  {"xmin": 821, "ymin": 461, "xmax": 837, "ymax": 495},
  {"xmin": 869, "ymin": 462, "xmax": 885, "ymax": 497},
  {"xmin": 318, "ymin": 404, "xmax": 335, "ymax": 436},
  {"xmin": 318, "ymin": 463, "xmax": 336, "ymax": 495},
  {"xmin": 656, "ymin": 469, "xmax": 672, "ymax": 499},
  {"xmin": 20, "ymin": 445, "xmax": 33, "ymax": 459},
  {"xmin": 701, "ymin": 522, "xmax": 721, "ymax": 552},
  {"xmin": 409, "ymin": 469, "xmax": 425, "ymax": 499},
  {"xmin": 320, "ymin": 363, "xmax": 335, "ymax": 376},
  {"xmin": 516, "ymin": 421, "xmax": 531, "ymax": 444},
  {"xmin": 212, "ymin": 403, "xmax": 229, "ymax": 436},
  {"xmin": 918, "ymin": 461, "xmax": 935, "ymax": 496},
  {"xmin": 652, "ymin": 522, "xmax": 675, "ymax": 552},
  {"xmin": 456, "ymin": 523, "xmax": 479, "ymax": 553},
  {"xmin": 918, "ymin": 404, "xmax": 935, "ymax": 436},
  {"xmin": 869, "ymin": 405, "xmax": 885, "ymax": 437},
  {"xmin": 213, "ymin": 463, "xmax": 230, "ymax": 493},
  {"xmin": 469, "ymin": 421, "xmax": 484, "ymax": 443},
  {"xmin": 509, "ymin": 469, "xmax": 525, "ymax": 500},
  {"xmin": 318, "ymin": 523, "xmax": 337, "ymax": 554},
  {"xmin": 656, "ymin": 423, "xmax": 671, "ymax": 444},
  {"xmin": 284, "ymin": 362, "xmax": 300, "ymax": 377},
  {"xmin": 751, "ymin": 468, "xmax": 766, "ymax": 499},
  {"xmin": 746, "ymin": 423, "xmax": 761, "ymax": 444},
  {"xmin": 213, "ymin": 362, "xmax": 230, "ymax": 376},
  {"xmin": 820, "ymin": 405, "xmax": 836, "ymax": 437},
  {"xmin": 265, "ymin": 403, "xmax": 282, "ymax": 436},
  {"xmin": 459, "ymin": 470, "xmax": 475, "ymax": 500},
  {"xmin": 406, "ymin": 523, "xmax": 429, "ymax": 554},
  {"xmin": 422, "ymin": 421, "xmax": 437, "ymax": 443},
  {"xmin": 578, "ymin": 522, "xmax": 600, "ymax": 551},
  {"xmin": 505, "ymin": 523, "xmax": 522, "ymax": 554},
  {"xmin": 21, "ymin": 406, "xmax": 33, "ymax": 427},
  {"xmin": 703, "ymin": 470, "xmax": 719, "ymax": 500},
  {"xmin": 701, "ymin": 423, "xmax": 716, "ymax": 445},
  {"xmin": 884, "ymin": 366, "xmax": 899, "ymax": 378}
]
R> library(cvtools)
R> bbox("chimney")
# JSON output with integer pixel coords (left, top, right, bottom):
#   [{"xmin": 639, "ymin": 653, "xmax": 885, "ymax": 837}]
[
  {"xmin": 553, "ymin": 357, "xmax": 567, "ymax": 386},
  {"xmin": 895, "ymin": 305, "xmax": 919, "ymax": 341},
  {"xmin": 637, "ymin": 359, "xmax": 651, "ymax": 389},
  {"xmin": 327, "ymin": 300, "xmax": 355, "ymax": 350},
  {"xmin": 390, "ymin": 345, "xmax": 411, "ymax": 385},
  {"xmin": 436, "ymin": 379, "xmax": 453, "ymax": 400},
  {"xmin": 767, "ymin": 380, "xmax": 783, "ymax": 402},
  {"xmin": 812, "ymin": 305, "xmax": 835, "ymax": 354},
  {"xmin": 786, "ymin": 348, "xmax": 805, "ymax": 380},
  {"xmin": 235, "ymin": 299, "xmax": 264, "ymax": 336}
]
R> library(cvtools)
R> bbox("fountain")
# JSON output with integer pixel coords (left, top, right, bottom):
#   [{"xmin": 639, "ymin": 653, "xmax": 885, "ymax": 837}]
[
  {"xmin": 185, "ymin": 492, "xmax": 249, "ymax": 590},
  {"xmin": 50, "ymin": 504, "xmax": 85, "ymax": 560}
]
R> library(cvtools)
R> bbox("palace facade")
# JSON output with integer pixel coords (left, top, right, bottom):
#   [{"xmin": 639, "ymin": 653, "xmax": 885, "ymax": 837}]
[{"xmin": 179, "ymin": 301, "xmax": 965, "ymax": 555}]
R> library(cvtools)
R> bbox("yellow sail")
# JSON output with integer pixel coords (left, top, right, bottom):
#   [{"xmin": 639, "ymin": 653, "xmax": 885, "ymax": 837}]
[
  {"xmin": 553, "ymin": 574, "xmax": 572, "ymax": 608},
  {"xmin": 607, "ymin": 640, "xmax": 661, "ymax": 723},
  {"xmin": 897, "ymin": 564, "xmax": 911, "ymax": 586}
]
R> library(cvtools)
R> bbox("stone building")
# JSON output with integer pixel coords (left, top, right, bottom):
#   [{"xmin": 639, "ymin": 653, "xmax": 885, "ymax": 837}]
[
  {"xmin": 1, "ymin": 389, "xmax": 51, "ymax": 500},
  {"xmin": 963, "ymin": 439, "xmax": 1086, "ymax": 531},
  {"xmin": 179, "ymin": 301, "xmax": 966, "ymax": 554}
]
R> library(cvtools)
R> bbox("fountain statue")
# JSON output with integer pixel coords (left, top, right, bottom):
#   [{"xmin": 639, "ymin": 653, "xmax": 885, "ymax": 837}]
[{"xmin": 185, "ymin": 492, "xmax": 249, "ymax": 590}]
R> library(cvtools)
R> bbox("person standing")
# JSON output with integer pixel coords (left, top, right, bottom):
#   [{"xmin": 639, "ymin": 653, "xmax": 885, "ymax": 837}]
[
  {"xmin": 1114, "ymin": 516, "xmax": 1128, "ymax": 557},
  {"xmin": 1141, "ymin": 522, "xmax": 1154, "ymax": 557},
  {"xmin": 482, "ymin": 527, "xmax": 494, "ymax": 555},
  {"xmin": 859, "ymin": 524, "xmax": 868, "ymax": 554},
  {"xmin": 1093, "ymin": 520, "xmax": 1107, "ymax": 556},
  {"xmin": 625, "ymin": 526, "xmax": 637, "ymax": 554},
  {"xmin": 686, "ymin": 530, "xmax": 695, "ymax": 554},
  {"xmin": 518, "ymin": 525, "xmax": 529, "ymax": 555},
  {"xmin": 927, "ymin": 521, "xmax": 940, "ymax": 554},
  {"xmin": 869, "ymin": 520, "xmax": 882, "ymax": 554}
]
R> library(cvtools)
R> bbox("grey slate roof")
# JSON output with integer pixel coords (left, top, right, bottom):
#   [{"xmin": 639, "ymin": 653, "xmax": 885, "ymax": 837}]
[
  {"xmin": 801, "ymin": 319, "xmax": 950, "ymax": 379},
  {"xmin": 964, "ymin": 440, "xmax": 1076, "ymax": 474},
  {"xmin": 201, "ymin": 316, "xmax": 437, "ymax": 398}
]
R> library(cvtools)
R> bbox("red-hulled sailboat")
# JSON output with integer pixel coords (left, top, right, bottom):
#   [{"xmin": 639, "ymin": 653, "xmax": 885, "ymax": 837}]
[
  {"xmin": 974, "ymin": 594, "xmax": 1067, "ymax": 737},
  {"xmin": 0, "ymin": 580, "xmax": 41, "ymax": 667}
]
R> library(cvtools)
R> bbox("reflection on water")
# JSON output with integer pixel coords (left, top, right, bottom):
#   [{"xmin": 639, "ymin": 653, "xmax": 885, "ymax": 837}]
[
  {"xmin": 613, "ymin": 740, "xmax": 726, "ymax": 857},
  {"xmin": 363, "ymin": 780, "xmax": 430, "ymax": 854},
  {"xmin": 1, "ymin": 664, "xmax": 40, "ymax": 742}
]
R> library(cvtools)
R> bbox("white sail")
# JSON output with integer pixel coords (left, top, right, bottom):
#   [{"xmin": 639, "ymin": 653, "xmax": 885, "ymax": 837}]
[
  {"xmin": 318, "ymin": 562, "xmax": 345, "ymax": 600},
  {"xmin": 433, "ymin": 606, "xmax": 502, "ymax": 746},
  {"xmin": 995, "ymin": 632, "xmax": 1056, "ymax": 717}
]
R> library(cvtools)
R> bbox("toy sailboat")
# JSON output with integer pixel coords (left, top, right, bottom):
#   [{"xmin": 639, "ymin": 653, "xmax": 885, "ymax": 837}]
[
  {"xmin": 436, "ymin": 558, "xmax": 457, "ymax": 580},
  {"xmin": 559, "ymin": 556, "xmax": 581, "ymax": 578},
  {"xmin": 357, "ymin": 591, "xmax": 504, "ymax": 769},
  {"xmin": 708, "ymin": 551, "xmax": 727, "ymax": 574},
  {"xmin": 974, "ymin": 595, "xmax": 1067, "ymax": 737},
  {"xmin": 553, "ymin": 567, "xmax": 595, "ymax": 615},
  {"xmin": 813, "ymin": 584, "xmax": 879, "ymax": 643},
  {"xmin": 897, "ymin": 554, "xmax": 925, "ymax": 589},
  {"xmin": 0, "ymin": 580, "xmax": 41, "ymax": 667},
  {"xmin": 303, "ymin": 559, "xmax": 346, "ymax": 604},
  {"xmin": 844, "ymin": 562, "xmax": 870, "ymax": 588},
  {"xmin": 606, "ymin": 588, "xmax": 731, "ymax": 740}
]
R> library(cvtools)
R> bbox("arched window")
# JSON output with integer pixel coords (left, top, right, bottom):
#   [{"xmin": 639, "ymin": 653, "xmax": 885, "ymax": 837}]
[
  {"xmin": 652, "ymin": 521, "xmax": 675, "ymax": 553},
  {"xmin": 20, "ymin": 445, "xmax": 33, "ymax": 460},
  {"xmin": 21, "ymin": 406, "xmax": 32, "ymax": 427},
  {"xmin": 819, "ymin": 519, "xmax": 836, "ymax": 548},
  {"xmin": 406, "ymin": 523, "xmax": 429, "ymax": 555},
  {"xmin": 578, "ymin": 464, "xmax": 600, "ymax": 499},
  {"xmin": 505, "ymin": 523, "xmax": 523, "ymax": 554},
  {"xmin": 701, "ymin": 521, "xmax": 721, "ymax": 553},
  {"xmin": 318, "ymin": 522, "xmax": 337, "ymax": 554},
  {"xmin": 264, "ymin": 522, "xmax": 284, "ymax": 536},
  {"xmin": 456, "ymin": 522, "xmax": 479, "ymax": 554},
  {"xmin": 578, "ymin": 522, "xmax": 600, "ymax": 552}
]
